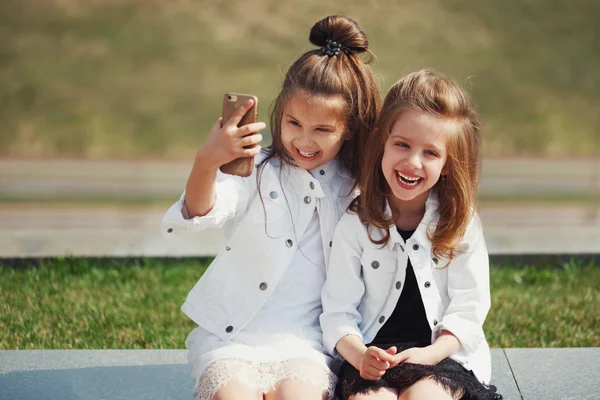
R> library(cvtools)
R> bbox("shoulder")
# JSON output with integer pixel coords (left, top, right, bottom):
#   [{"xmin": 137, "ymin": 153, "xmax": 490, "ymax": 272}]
[
  {"xmin": 336, "ymin": 210, "xmax": 364, "ymax": 235},
  {"xmin": 335, "ymin": 210, "xmax": 375, "ymax": 246},
  {"xmin": 338, "ymin": 210, "xmax": 362, "ymax": 228},
  {"xmin": 465, "ymin": 211, "xmax": 484, "ymax": 239},
  {"xmin": 251, "ymin": 150, "xmax": 282, "ymax": 183},
  {"xmin": 335, "ymin": 163, "xmax": 357, "ymax": 192},
  {"xmin": 458, "ymin": 210, "xmax": 486, "ymax": 253},
  {"xmin": 255, "ymin": 148, "xmax": 272, "ymax": 166}
]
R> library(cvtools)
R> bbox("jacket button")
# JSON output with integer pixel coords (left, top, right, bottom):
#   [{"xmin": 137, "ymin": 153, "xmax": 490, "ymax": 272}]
[
  {"xmin": 433, "ymin": 319, "xmax": 438, "ymax": 326},
  {"xmin": 379, "ymin": 316, "xmax": 385, "ymax": 323},
  {"xmin": 424, "ymin": 281, "xmax": 431, "ymax": 288},
  {"xmin": 399, "ymin": 245, "xmax": 404, "ymax": 252},
  {"xmin": 396, "ymin": 281, "xmax": 402, "ymax": 289},
  {"xmin": 309, "ymin": 182, "xmax": 315, "ymax": 190},
  {"xmin": 413, "ymin": 244, "xmax": 419, "ymax": 250},
  {"xmin": 329, "ymin": 241, "xmax": 332, "ymax": 247},
  {"xmin": 319, "ymin": 170, "xmax": 325, "ymax": 175},
  {"xmin": 371, "ymin": 261, "xmax": 379, "ymax": 269},
  {"xmin": 225, "ymin": 246, "xmax": 231, "ymax": 251},
  {"xmin": 167, "ymin": 228, "xmax": 173, "ymax": 233},
  {"xmin": 259, "ymin": 282, "xmax": 268, "ymax": 291},
  {"xmin": 432, "ymin": 257, "xmax": 438, "ymax": 265},
  {"xmin": 225, "ymin": 326, "xmax": 233, "ymax": 333},
  {"xmin": 304, "ymin": 196, "xmax": 311, "ymax": 204},
  {"xmin": 286, "ymin": 239, "xmax": 293, "ymax": 247},
  {"xmin": 269, "ymin": 191, "xmax": 278, "ymax": 199}
]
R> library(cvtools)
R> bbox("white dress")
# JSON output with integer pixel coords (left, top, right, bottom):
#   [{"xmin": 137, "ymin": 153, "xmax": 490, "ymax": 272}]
[{"xmin": 186, "ymin": 166, "xmax": 339, "ymax": 400}]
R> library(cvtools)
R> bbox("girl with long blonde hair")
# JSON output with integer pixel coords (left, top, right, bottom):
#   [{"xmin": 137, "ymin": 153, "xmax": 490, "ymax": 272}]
[{"xmin": 321, "ymin": 69, "xmax": 501, "ymax": 400}]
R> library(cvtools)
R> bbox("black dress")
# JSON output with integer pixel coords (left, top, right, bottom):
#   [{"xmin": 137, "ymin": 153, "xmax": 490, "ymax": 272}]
[{"xmin": 335, "ymin": 229, "xmax": 502, "ymax": 400}]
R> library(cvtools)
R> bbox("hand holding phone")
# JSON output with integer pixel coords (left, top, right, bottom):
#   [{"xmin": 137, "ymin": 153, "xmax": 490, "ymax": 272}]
[{"xmin": 219, "ymin": 93, "xmax": 261, "ymax": 177}]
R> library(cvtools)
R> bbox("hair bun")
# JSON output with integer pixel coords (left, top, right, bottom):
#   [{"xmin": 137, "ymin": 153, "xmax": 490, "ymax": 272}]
[{"xmin": 309, "ymin": 15, "xmax": 369, "ymax": 54}]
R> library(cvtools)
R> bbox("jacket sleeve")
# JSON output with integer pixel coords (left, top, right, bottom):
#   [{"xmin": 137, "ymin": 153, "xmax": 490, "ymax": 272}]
[
  {"xmin": 435, "ymin": 213, "xmax": 491, "ymax": 354},
  {"xmin": 160, "ymin": 170, "xmax": 251, "ymax": 238},
  {"xmin": 320, "ymin": 213, "xmax": 366, "ymax": 358}
]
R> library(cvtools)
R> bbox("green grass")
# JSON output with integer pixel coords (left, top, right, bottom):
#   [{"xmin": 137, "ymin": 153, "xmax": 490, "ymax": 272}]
[
  {"xmin": 1, "ymin": 257, "xmax": 599, "ymax": 349},
  {"xmin": 0, "ymin": 0, "xmax": 598, "ymax": 158}
]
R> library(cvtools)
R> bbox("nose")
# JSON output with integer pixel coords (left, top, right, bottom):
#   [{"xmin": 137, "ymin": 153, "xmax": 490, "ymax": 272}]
[
  {"xmin": 405, "ymin": 151, "xmax": 421, "ymax": 169},
  {"xmin": 294, "ymin": 128, "xmax": 315, "ymax": 148}
]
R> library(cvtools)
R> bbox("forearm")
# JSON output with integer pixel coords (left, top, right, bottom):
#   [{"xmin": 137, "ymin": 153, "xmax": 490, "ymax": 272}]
[
  {"xmin": 184, "ymin": 149, "xmax": 220, "ymax": 218},
  {"xmin": 336, "ymin": 334, "xmax": 367, "ymax": 370},
  {"xmin": 427, "ymin": 330, "xmax": 462, "ymax": 363}
]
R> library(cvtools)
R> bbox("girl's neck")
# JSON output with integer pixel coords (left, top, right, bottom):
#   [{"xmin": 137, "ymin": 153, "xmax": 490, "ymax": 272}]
[{"xmin": 389, "ymin": 190, "xmax": 429, "ymax": 231}]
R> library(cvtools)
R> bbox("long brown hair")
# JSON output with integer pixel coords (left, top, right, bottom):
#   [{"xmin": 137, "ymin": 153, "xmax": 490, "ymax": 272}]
[
  {"xmin": 352, "ymin": 69, "xmax": 482, "ymax": 261},
  {"xmin": 261, "ymin": 15, "xmax": 381, "ymax": 182}
]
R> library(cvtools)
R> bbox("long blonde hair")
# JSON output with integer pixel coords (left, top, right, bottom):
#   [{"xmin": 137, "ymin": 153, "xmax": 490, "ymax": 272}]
[{"xmin": 352, "ymin": 69, "xmax": 482, "ymax": 261}]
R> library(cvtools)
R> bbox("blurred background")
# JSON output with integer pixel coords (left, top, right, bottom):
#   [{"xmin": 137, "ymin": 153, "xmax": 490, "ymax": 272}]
[{"xmin": 1, "ymin": 0, "xmax": 598, "ymax": 257}]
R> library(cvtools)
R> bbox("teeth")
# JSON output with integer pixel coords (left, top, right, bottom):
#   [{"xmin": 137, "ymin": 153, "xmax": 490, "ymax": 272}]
[
  {"xmin": 397, "ymin": 172, "xmax": 421, "ymax": 186},
  {"xmin": 299, "ymin": 150, "xmax": 318, "ymax": 157}
]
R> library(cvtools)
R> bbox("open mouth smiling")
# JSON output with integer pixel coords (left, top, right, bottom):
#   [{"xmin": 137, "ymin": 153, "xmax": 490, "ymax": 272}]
[
  {"xmin": 297, "ymin": 148, "xmax": 320, "ymax": 160},
  {"xmin": 397, "ymin": 172, "xmax": 423, "ymax": 187}
]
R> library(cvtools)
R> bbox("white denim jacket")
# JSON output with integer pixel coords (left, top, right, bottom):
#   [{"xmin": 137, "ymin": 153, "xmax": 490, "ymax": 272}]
[
  {"xmin": 161, "ymin": 153, "xmax": 356, "ymax": 342},
  {"xmin": 320, "ymin": 193, "xmax": 492, "ymax": 383}
]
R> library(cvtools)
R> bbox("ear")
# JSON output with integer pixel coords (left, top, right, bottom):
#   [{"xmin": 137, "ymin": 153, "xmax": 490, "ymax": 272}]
[{"xmin": 441, "ymin": 162, "xmax": 450, "ymax": 176}]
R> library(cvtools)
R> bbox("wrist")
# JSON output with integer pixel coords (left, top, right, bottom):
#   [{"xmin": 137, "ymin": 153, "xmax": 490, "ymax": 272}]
[
  {"xmin": 424, "ymin": 344, "xmax": 445, "ymax": 364},
  {"xmin": 337, "ymin": 335, "xmax": 368, "ymax": 371},
  {"xmin": 195, "ymin": 147, "xmax": 223, "ymax": 170}
]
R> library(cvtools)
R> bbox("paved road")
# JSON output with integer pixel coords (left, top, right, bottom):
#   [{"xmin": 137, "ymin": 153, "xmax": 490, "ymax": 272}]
[
  {"xmin": 0, "ymin": 158, "xmax": 598, "ymax": 257},
  {"xmin": 1, "ymin": 158, "xmax": 599, "ymax": 201},
  {"xmin": 1, "ymin": 203, "xmax": 598, "ymax": 257}
]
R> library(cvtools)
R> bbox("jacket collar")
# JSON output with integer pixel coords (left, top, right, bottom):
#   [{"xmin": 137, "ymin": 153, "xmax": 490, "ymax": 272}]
[
  {"xmin": 269, "ymin": 155, "xmax": 350, "ymax": 199},
  {"xmin": 384, "ymin": 191, "xmax": 440, "ymax": 252}
]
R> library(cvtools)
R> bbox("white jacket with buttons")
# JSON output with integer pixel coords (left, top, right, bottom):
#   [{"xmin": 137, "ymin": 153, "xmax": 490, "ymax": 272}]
[
  {"xmin": 161, "ymin": 153, "xmax": 356, "ymax": 342},
  {"xmin": 320, "ymin": 193, "xmax": 492, "ymax": 383}
]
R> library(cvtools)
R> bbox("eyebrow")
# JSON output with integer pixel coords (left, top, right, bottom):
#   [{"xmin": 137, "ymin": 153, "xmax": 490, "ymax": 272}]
[{"xmin": 284, "ymin": 113, "xmax": 337, "ymax": 129}]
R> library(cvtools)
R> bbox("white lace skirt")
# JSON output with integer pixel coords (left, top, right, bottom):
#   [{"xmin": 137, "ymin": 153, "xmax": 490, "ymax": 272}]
[{"xmin": 186, "ymin": 326, "xmax": 337, "ymax": 400}]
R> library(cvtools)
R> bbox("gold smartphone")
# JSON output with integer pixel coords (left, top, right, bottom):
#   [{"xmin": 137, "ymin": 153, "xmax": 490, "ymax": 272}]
[{"xmin": 219, "ymin": 93, "xmax": 259, "ymax": 177}]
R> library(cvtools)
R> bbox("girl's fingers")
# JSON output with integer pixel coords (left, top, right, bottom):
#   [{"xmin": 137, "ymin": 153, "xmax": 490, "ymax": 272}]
[
  {"xmin": 372, "ymin": 347, "xmax": 396, "ymax": 363},
  {"xmin": 365, "ymin": 364, "xmax": 386, "ymax": 378},
  {"xmin": 363, "ymin": 372, "xmax": 380, "ymax": 381},
  {"xmin": 224, "ymin": 99, "xmax": 255, "ymax": 127},
  {"xmin": 360, "ymin": 370, "xmax": 378, "ymax": 381},
  {"xmin": 368, "ymin": 358, "xmax": 390, "ymax": 371},
  {"xmin": 394, "ymin": 351, "xmax": 410, "ymax": 365},
  {"xmin": 240, "ymin": 133, "xmax": 263, "ymax": 147},
  {"xmin": 241, "ymin": 145, "xmax": 262, "ymax": 157},
  {"xmin": 237, "ymin": 122, "xmax": 266, "ymax": 137}
]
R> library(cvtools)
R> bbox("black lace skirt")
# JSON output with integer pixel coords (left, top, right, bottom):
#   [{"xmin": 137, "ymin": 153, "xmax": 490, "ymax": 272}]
[{"xmin": 336, "ymin": 342, "xmax": 502, "ymax": 400}]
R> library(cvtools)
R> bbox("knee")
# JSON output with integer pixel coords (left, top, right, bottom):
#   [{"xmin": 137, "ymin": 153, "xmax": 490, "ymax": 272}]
[
  {"xmin": 210, "ymin": 381, "xmax": 260, "ymax": 400},
  {"xmin": 399, "ymin": 379, "xmax": 455, "ymax": 400},
  {"xmin": 268, "ymin": 379, "xmax": 326, "ymax": 400},
  {"xmin": 349, "ymin": 387, "xmax": 398, "ymax": 400}
]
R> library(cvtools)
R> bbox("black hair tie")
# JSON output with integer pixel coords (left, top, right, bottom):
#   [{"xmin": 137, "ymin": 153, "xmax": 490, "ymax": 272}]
[{"xmin": 320, "ymin": 39, "xmax": 351, "ymax": 57}]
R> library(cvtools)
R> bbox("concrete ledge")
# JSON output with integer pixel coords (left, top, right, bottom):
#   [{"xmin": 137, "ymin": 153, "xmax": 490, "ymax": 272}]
[
  {"xmin": 1, "ymin": 349, "xmax": 598, "ymax": 399},
  {"xmin": 0, "ymin": 350, "xmax": 193, "ymax": 400}
]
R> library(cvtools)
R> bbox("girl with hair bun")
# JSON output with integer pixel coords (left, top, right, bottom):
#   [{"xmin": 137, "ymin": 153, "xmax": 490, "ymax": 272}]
[{"xmin": 162, "ymin": 15, "xmax": 380, "ymax": 400}]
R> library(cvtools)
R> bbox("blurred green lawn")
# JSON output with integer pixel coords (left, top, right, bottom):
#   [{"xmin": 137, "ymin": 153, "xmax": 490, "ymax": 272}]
[
  {"xmin": 1, "ymin": 0, "xmax": 599, "ymax": 159},
  {"xmin": 1, "ymin": 258, "xmax": 598, "ymax": 349}
]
